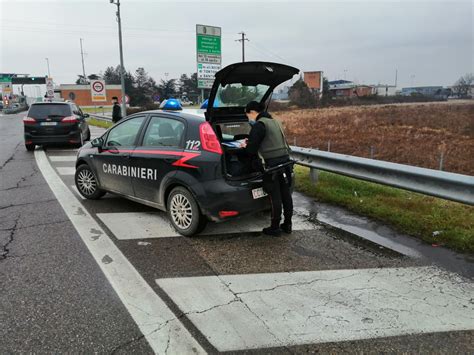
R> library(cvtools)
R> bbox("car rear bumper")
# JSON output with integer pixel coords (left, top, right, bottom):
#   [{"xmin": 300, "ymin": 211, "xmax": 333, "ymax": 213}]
[
  {"xmin": 192, "ymin": 179, "xmax": 270, "ymax": 222},
  {"xmin": 24, "ymin": 131, "xmax": 81, "ymax": 145}
]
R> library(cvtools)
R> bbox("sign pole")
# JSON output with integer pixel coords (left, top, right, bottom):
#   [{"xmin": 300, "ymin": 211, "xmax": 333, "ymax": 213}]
[{"xmin": 112, "ymin": 0, "xmax": 127, "ymax": 117}]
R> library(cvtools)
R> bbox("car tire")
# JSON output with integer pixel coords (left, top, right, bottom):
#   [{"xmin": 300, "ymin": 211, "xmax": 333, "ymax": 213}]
[
  {"xmin": 25, "ymin": 143, "xmax": 35, "ymax": 151},
  {"xmin": 75, "ymin": 164, "xmax": 106, "ymax": 200},
  {"xmin": 167, "ymin": 186, "xmax": 207, "ymax": 236}
]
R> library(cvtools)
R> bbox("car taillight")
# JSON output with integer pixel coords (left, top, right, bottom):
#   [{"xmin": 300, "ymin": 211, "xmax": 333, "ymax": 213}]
[
  {"xmin": 61, "ymin": 116, "xmax": 77, "ymax": 123},
  {"xmin": 219, "ymin": 211, "xmax": 239, "ymax": 218},
  {"xmin": 199, "ymin": 122, "xmax": 222, "ymax": 155},
  {"xmin": 23, "ymin": 117, "xmax": 36, "ymax": 125}
]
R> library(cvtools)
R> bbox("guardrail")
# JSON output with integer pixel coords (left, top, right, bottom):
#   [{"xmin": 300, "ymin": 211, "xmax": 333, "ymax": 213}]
[
  {"xmin": 88, "ymin": 113, "xmax": 112, "ymax": 122},
  {"xmin": 290, "ymin": 146, "xmax": 474, "ymax": 206}
]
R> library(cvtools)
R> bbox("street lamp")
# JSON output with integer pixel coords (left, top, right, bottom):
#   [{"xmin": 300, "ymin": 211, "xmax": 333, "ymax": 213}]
[{"xmin": 109, "ymin": 0, "xmax": 127, "ymax": 117}]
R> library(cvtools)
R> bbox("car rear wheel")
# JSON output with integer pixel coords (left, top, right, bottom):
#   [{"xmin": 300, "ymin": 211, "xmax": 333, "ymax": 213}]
[
  {"xmin": 167, "ymin": 187, "xmax": 207, "ymax": 236},
  {"xmin": 25, "ymin": 143, "xmax": 35, "ymax": 151},
  {"xmin": 75, "ymin": 164, "xmax": 106, "ymax": 199}
]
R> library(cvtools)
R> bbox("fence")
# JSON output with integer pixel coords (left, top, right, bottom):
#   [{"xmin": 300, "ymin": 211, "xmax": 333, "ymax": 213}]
[{"xmin": 290, "ymin": 146, "xmax": 474, "ymax": 206}]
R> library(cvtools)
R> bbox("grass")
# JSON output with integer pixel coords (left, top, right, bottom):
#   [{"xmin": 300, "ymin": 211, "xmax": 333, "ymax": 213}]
[
  {"xmin": 294, "ymin": 165, "xmax": 474, "ymax": 253},
  {"xmin": 87, "ymin": 118, "xmax": 113, "ymax": 129}
]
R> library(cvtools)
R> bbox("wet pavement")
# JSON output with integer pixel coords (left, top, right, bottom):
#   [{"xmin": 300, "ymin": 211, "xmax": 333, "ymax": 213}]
[{"xmin": 1, "ymin": 112, "xmax": 473, "ymax": 353}]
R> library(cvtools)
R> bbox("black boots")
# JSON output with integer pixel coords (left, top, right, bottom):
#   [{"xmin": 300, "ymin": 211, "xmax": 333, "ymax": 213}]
[{"xmin": 280, "ymin": 222, "xmax": 292, "ymax": 234}]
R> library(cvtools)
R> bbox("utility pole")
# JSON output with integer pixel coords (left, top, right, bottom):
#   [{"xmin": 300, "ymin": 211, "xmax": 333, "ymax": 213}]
[
  {"xmin": 394, "ymin": 69, "xmax": 398, "ymax": 87},
  {"xmin": 236, "ymin": 32, "xmax": 249, "ymax": 62},
  {"xmin": 45, "ymin": 58, "xmax": 51, "ymax": 77},
  {"xmin": 80, "ymin": 38, "xmax": 87, "ymax": 84},
  {"xmin": 110, "ymin": 0, "xmax": 127, "ymax": 117}
]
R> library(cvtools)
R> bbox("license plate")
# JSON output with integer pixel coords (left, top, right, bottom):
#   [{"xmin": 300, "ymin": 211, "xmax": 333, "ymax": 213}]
[
  {"xmin": 41, "ymin": 122, "xmax": 57, "ymax": 126},
  {"xmin": 252, "ymin": 187, "xmax": 267, "ymax": 199}
]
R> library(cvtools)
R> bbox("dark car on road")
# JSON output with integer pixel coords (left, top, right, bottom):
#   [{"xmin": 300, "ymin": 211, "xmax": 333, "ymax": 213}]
[
  {"xmin": 24, "ymin": 101, "xmax": 91, "ymax": 151},
  {"xmin": 74, "ymin": 62, "xmax": 299, "ymax": 235}
]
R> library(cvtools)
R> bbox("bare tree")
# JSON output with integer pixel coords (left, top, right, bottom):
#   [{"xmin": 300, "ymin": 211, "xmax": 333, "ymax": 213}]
[{"xmin": 452, "ymin": 73, "xmax": 474, "ymax": 98}]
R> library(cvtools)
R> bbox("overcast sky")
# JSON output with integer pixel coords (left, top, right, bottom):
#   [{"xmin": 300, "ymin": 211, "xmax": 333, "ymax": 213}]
[{"xmin": 1, "ymin": 0, "xmax": 472, "ymax": 96}]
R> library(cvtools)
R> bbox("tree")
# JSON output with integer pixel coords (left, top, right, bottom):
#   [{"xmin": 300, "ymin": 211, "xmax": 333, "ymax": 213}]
[
  {"xmin": 87, "ymin": 74, "xmax": 100, "ymax": 81},
  {"xmin": 103, "ymin": 66, "xmax": 121, "ymax": 84},
  {"xmin": 75, "ymin": 75, "xmax": 87, "ymax": 85},
  {"xmin": 452, "ymin": 73, "xmax": 473, "ymax": 98},
  {"xmin": 288, "ymin": 79, "xmax": 317, "ymax": 108},
  {"xmin": 178, "ymin": 73, "xmax": 200, "ymax": 103},
  {"xmin": 132, "ymin": 67, "xmax": 156, "ymax": 106},
  {"xmin": 157, "ymin": 79, "xmax": 177, "ymax": 100}
]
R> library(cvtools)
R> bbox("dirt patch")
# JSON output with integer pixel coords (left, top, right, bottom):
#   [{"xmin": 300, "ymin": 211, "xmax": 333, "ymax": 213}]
[{"xmin": 276, "ymin": 101, "xmax": 474, "ymax": 175}]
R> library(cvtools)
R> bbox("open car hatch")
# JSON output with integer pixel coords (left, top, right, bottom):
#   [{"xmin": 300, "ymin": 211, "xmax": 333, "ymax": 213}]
[{"xmin": 205, "ymin": 61, "xmax": 299, "ymax": 123}]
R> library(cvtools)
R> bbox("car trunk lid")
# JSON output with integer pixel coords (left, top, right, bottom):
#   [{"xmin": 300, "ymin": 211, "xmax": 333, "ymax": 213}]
[{"xmin": 205, "ymin": 61, "xmax": 299, "ymax": 124}]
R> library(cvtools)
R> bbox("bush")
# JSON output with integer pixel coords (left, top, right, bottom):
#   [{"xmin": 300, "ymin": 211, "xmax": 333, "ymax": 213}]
[{"xmin": 288, "ymin": 79, "xmax": 318, "ymax": 108}]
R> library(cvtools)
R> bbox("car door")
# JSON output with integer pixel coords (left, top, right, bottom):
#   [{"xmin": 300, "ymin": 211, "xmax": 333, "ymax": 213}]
[
  {"xmin": 94, "ymin": 115, "xmax": 146, "ymax": 195},
  {"xmin": 130, "ymin": 115, "xmax": 186, "ymax": 205}
]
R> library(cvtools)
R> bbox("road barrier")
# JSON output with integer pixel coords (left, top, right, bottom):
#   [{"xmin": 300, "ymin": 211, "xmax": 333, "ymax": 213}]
[
  {"xmin": 88, "ymin": 113, "xmax": 112, "ymax": 122},
  {"xmin": 290, "ymin": 146, "xmax": 474, "ymax": 206}
]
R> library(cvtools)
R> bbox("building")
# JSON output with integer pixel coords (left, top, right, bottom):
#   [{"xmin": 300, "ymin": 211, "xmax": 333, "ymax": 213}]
[
  {"xmin": 303, "ymin": 71, "xmax": 323, "ymax": 93},
  {"xmin": 58, "ymin": 84, "xmax": 123, "ymax": 107},
  {"xmin": 272, "ymin": 85, "xmax": 290, "ymax": 100},
  {"xmin": 401, "ymin": 86, "xmax": 445, "ymax": 97},
  {"xmin": 371, "ymin": 84, "xmax": 397, "ymax": 96}
]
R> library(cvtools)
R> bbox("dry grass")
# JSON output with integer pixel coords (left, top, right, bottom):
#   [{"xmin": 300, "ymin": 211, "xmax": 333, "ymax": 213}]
[{"xmin": 276, "ymin": 101, "xmax": 474, "ymax": 175}]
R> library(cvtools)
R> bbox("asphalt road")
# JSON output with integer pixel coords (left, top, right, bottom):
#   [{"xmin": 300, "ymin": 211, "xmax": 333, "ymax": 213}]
[{"xmin": 1, "ymin": 111, "xmax": 473, "ymax": 354}]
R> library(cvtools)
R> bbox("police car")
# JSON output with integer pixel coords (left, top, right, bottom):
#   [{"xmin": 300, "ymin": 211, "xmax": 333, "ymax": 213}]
[{"xmin": 74, "ymin": 62, "xmax": 299, "ymax": 235}]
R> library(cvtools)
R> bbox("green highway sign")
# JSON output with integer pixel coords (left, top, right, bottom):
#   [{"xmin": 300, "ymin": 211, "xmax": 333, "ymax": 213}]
[
  {"xmin": 196, "ymin": 24, "xmax": 222, "ymax": 89},
  {"xmin": 196, "ymin": 35, "xmax": 221, "ymax": 55}
]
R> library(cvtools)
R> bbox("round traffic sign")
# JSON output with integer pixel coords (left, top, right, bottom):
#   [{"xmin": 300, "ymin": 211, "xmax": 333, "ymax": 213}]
[
  {"xmin": 92, "ymin": 81, "xmax": 104, "ymax": 93},
  {"xmin": 119, "ymin": 94, "xmax": 130, "ymax": 104}
]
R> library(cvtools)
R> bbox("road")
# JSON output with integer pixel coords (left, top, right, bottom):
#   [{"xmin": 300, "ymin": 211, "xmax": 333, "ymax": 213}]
[{"xmin": 1, "ymin": 112, "xmax": 473, "ymax": 353}]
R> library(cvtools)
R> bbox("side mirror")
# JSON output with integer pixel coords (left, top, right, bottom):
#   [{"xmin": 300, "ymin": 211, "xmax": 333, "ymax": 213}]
[
  {"xmin": 91, "ymin": 137, "xmax": 103, "ymax": 148},
  {"xmin": 83, "ymin": 113, "xmax": 90, "ymax": 118}
]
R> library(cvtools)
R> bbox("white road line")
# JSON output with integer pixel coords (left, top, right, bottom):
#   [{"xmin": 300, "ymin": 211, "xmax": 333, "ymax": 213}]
[
  {"xmin": 71, "ymin": 185, "xmax": 85, "ymax": 200},
  {"xmin": 49, "ymin": 156, "xmax": 77, "ymax": 162},
  {"xmin": 34, "ymin": 149, "xmax": 205, "ymax": 354},
  {"xmin": 97, "ymin": 211, "xmax": 319, "ymax": 239},
  {"xmin": 157, "ymin": 266, "xmax": 474, "ymax": 352},
  {"xmin": 56, "ymin": 167, "xmax": 76, "ymax": 175}
]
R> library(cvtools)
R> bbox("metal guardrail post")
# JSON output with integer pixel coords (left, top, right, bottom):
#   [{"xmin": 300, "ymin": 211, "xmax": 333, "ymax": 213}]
[
  {"xmin": 290, "ymin": 146, "xmax": 474, "ymax": 206},
  {"xmin": 310, "ymin": 168, "xmax": 319, "ymax": 184}
]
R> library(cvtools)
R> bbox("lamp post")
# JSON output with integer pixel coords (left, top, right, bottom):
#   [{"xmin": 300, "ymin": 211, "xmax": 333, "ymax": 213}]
[
  {"xmin": 110, "ymin": 0, "xmax": 127, "ymax": 117},
  {"xmin": 45, "ymin": 58, "xmax": 51, "ymax": 77}
]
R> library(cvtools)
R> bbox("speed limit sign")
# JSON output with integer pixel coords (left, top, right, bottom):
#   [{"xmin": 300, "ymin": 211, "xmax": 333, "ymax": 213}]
[{"xmin": 90, "ymin": 80, "xmax": 106, "ymax": 102}]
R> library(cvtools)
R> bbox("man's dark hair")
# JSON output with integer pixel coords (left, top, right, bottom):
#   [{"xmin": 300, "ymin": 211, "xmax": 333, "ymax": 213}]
[
  {"xmin": 245, "ymin": 101, "xmax": 264, "ymax": 113},
  {"xmin": 112, "ymin": 96, "xmax": 118, "ymax": 100}
]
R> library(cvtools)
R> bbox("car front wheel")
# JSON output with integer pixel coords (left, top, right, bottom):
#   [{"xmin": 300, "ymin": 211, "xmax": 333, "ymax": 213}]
[
  {"xmin": 75, "ymin": 164, "xmax": 106, "ymax": 199},
  {"xmin": 167, "ymin": 186, "xmax": 207, "ymax": 236}
]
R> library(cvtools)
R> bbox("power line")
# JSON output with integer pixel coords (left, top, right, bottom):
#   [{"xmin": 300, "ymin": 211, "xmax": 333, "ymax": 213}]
[{"xmin": 235, "ymin": 32, "xmax": 249, "ymax": 62}]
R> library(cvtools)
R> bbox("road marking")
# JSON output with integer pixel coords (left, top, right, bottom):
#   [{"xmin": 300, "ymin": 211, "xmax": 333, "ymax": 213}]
[
  {"xmin": 34, "ymin": 149, "xmax": 205, "ymax": 354},
  {"xmin": 97, "ymin": 211, "xmax": 318, "ymax": 239},
  {"xmin": 49, "ymin": 156, "xmax": 77, "ymax": 162},
  {"xmin": 56, "ymin": 167, "xmax": 76, "ymax": 175},
  {"xmin": 157, "ymin": 266, "xmax": 474, "ymax": 352},
  {"xmin": 71, "ymin": 185, "xmax": 86, "ymax": 200}
]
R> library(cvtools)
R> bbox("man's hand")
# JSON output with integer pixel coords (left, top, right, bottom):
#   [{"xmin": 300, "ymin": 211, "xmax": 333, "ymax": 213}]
[{"xmin": 239, "ymin": 138, "xmax": 248, "ymax": 148}]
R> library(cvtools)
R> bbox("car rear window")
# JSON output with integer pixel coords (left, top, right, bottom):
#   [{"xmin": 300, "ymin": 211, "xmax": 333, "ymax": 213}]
[{"xmin": 28, "ymin": 104, "xmax": 72, "ymax": 118}]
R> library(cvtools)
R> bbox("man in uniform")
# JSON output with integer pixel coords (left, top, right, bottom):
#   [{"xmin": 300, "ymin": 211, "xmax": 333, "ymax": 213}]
[
  {"xmin": 241, "ymin": 101, "xmax": 293, "ymax": 237},
  {"xmin": 112, "ymin": 96, "xmax": 122, "ymax": 123}
]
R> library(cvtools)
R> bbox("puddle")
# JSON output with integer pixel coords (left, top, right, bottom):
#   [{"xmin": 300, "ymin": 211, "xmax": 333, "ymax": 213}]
[{"xmin": 293, "ymin": 192, "xmax": 474, "ymax": 279}]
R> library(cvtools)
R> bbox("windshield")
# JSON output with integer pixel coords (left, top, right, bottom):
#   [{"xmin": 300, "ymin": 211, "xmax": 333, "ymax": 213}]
[
  {"xmin": 28, "ymin": 104, "xmax": 72, "ymax": 119},
  {"xmin": 214, "ymin": 83, "xmax": 269, "ymax": 108}
]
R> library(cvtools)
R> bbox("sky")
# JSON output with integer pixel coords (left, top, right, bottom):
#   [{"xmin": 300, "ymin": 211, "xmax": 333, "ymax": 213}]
[{"xmin": 0, "ymin": 0, "xmax": 473, "ymax": 97}]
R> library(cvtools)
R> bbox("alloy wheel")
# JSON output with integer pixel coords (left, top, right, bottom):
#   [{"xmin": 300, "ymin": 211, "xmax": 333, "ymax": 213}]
[
  {"xmin": 77, "ymin": 169, "xmax": 97, "ymax": 196},
  {"xmin": 170, "ymin": 193, "xmax": 193, "ymax": 230}
]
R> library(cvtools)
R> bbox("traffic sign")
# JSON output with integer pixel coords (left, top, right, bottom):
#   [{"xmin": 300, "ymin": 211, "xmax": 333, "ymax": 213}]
[
  {"xmin": 119, "ymin": 94, "xmax": 130, "ymax": 104},
  {"xmin": 197, "ymin": 63, "xmax": 220, "ymax": 80},
  {"xmin": 196, "ymin": 24, "xmax": 221, "ymax": 89},
  {"xmin": 90, "ymin": 80, "xmax": 106, "ymax": 102},
  {"xmin": 46, "ymin": 78, "xmax": 54, "ymax": 99}
]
